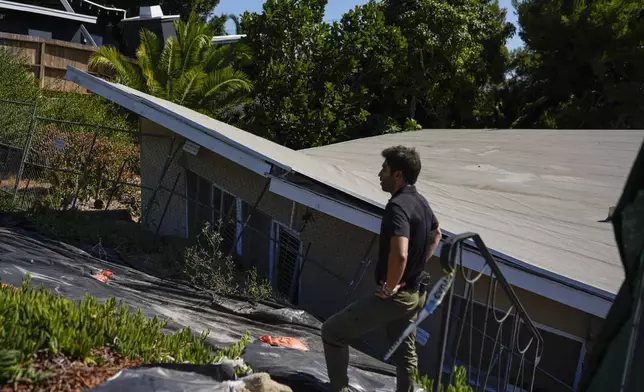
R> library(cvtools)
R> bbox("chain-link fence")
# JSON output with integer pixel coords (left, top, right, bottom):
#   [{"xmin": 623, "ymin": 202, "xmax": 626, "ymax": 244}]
[
  {"xmin": 0, "ymin": 99, "xmax": 175, "ymax": 221},
  {"xmin": 0, "ymin": 98, "xmax": 360, "ymax": 305}
]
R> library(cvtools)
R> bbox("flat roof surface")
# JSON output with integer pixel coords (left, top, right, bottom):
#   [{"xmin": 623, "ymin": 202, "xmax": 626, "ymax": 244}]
[
  {"xmin": 0, "ymin": 0, "xmax": 96, "ymax": 23},
  {"xmin": 302, "ymin": 129, "xmax": 644, "ymax": 295}
]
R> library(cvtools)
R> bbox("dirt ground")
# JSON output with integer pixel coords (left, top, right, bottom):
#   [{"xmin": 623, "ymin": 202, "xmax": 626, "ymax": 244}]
[{"xmin": 0, "ymin": 348, "xmax": 142, "ymax": 392}]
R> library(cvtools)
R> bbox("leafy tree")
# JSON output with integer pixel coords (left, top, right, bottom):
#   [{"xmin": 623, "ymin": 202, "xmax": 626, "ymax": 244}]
[
  {"xmin": 383, "ymin": 0, "xmax": 515, "ymax": 128},
  {"xmin": 89, "ymin": 13, "xmax": 253, "ymax": 120},
  {"xmin": 240, "ymin": 0, "xmax": 362, "ymax": 148},
  {"xmin": 507, "ymin": 0, "xmax": 644, "ymax": 128},
  {"xmin": 241, "ymin": 0, "xmax": 426, "ymax": 149},
  {"xmin": 326, "ymin": 1, "xmax": 411, "ymax": 138},
  {"xmin": 241, "ymin": 0, "xmax": 514, "ymax": 149}
]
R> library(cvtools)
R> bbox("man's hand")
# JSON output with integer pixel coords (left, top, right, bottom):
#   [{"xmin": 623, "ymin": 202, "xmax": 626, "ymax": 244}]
[{"xmin": 375, "ymin": 282, "xmax": 405, "ymax": 299}]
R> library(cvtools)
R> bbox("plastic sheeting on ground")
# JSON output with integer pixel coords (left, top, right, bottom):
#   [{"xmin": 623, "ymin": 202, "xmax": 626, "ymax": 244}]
[
  {"xmin": 91, "ymin": 364, "xmax": 241, "ymax": 392},
  {"xmin": 0, "ymin": 224, "xmax": 395, "ymax": 391}
]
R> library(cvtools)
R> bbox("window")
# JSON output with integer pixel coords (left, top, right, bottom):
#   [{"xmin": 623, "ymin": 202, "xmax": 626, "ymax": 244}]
[
  {"xmin": 185, "ymin": 169, "xmax": 240, "ymax": 255},
  {"xmin": 184, "ymin": 169, "xmax": 304, "ymax": 302},
  {"xmin": 272, "ymin": 223, "xmax": 302, "ymax": 301},
  {"xmin": 186, "ymin": 170, "xmax": 213, "ymax": 237}
]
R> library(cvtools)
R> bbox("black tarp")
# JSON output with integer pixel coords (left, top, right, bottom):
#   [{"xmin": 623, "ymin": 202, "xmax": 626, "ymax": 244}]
[{"xmin": 0, "ymin": 224, "xmax": 396, "ymax": 391}]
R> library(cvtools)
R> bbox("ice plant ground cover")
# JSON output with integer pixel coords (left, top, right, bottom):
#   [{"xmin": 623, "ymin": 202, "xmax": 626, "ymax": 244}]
[{"xmin": 0, "ymin": 275, "xmax": 251, "ymax": 390}]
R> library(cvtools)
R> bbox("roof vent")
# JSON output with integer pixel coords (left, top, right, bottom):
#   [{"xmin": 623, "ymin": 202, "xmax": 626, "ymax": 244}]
[{"xmin": 599, "ymin": 206, "xmax": 616, "ymax": 222}]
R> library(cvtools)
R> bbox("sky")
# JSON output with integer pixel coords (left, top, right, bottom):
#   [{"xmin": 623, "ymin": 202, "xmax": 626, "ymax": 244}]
[{"xmin": 215, "ymin": 0, "xmax": 524, "ymax": 50}]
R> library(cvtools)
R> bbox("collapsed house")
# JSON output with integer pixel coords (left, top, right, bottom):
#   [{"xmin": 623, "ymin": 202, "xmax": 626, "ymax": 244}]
[{"xmin": 65, "ymin": 65, "xmax": 644, "ymax": 391}]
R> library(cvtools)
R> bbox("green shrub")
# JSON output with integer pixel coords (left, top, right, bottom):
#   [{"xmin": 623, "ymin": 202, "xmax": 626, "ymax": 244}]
[
  {"xmin": 0, "ymin": 274, "xmax": 252, "ymax": 385},
  {"xmin": 0, "ymin": 47, "xmax": 39, "ymax": 103},
  {"xmin": 0, "ymin": 47, "xmax": 134, "ymax": 143},
  {"xmin": 37, "ymin": 90, "xmax": 134, "ymax": 132},
  {"xmin": 412, "ymin": 366, "xmax": 474, "ymax": 392},
  {"xmin": 183, "ymin": 221, "xmax": 274, "ymax": 301}
]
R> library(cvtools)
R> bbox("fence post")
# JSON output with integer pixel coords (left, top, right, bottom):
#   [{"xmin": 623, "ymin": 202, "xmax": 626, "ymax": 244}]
[
  {"xmin": 71, "ymin": 126, "xmax": 100, "ymax": 211},
  {"xmin": 13, "ymin": 103, "xmax": 38, "ymax": 202},
  {"xmin": 435, "ymin": 242, "xmax": 462, "ymax": 392},
  {"xmin": 155, "ymin": 172, "xmax": 182, "ymax": 236}
]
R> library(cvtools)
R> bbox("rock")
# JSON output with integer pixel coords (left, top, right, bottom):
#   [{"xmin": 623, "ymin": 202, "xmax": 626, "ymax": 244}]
[{"xmin": 234, "ymin": 373, "xmax": 292, "ymax": 392}]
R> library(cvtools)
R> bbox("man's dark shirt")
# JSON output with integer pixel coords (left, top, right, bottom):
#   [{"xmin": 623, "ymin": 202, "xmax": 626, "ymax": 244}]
[{"xmin": 375, "ymin": 185, "xmax": 439, "ymax": 289}]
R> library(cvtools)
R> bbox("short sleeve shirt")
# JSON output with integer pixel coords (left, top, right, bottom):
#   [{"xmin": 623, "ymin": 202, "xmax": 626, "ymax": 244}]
[{"xmin": 375, "ymin": 186, "xmax": 439, "ymax": 288}]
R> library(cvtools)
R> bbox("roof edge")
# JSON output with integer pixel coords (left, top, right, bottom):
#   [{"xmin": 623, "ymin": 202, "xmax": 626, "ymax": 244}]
[{"xmin": 64, "ymin": 66, "xmax": 292, "ymax": 175}]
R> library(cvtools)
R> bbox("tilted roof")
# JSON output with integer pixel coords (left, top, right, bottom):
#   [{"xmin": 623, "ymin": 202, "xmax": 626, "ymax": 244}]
[{"xmin": 302, "ymin": 129, "xmax": 644, "ymax": 295}]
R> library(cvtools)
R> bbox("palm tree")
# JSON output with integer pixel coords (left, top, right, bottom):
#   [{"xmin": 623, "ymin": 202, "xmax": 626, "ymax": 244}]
[{"xmin": 89, "ymin": 12, "xmax": 253, "ymax": 120}]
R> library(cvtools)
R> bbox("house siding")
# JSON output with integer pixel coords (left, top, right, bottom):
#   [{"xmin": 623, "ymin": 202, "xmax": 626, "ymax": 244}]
[{"xmin": 140, "ymin": 119, "xmax": 187, "ymax": 237}]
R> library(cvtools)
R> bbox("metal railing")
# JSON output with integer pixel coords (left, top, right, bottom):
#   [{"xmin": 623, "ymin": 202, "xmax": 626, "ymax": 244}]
[{"xmin": 436, "ymin": 233, "xmax": 545, "ymax": 392}]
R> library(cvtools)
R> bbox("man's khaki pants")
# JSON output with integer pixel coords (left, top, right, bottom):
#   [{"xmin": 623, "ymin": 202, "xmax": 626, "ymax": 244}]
[{"xmin": 321, "ymin": 289, "xmax": 427, "ymax": 392}]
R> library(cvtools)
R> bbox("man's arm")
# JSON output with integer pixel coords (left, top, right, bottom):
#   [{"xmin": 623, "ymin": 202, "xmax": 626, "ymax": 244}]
[
  {"xmin": 376, "ymin": 203, "xmax": 410, "ymax": 298},
  {"xmin": 428, "ymin": 226, "xmax": 442, "ymax": 260},
  {"xmin": 384, "ymin": 236, "xmax": 408, "ymax": 293}
]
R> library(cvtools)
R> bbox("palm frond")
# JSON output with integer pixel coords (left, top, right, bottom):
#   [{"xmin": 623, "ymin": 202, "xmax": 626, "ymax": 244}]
[
  {"xmin": 202, "ymin": 43, "xmax": 253, "ymax": 73},
  {"xmin": 173, "ymin": 67, "xmax": 208, "ymax": 106},
  {"xmin": 199, "ymin": 68, "xmax": 253, "ymax": 106},
  {"xmin": 136, "ymin": 30, "xmax": 164, "ymax": 94},
  {"xmin": 201, "ymin": 45, "xmax": 229, "ymax": 72},
  {"xmin": 230, "ymin": 14, "xmax": 243, "ymax": 35},
  {"xmin": 89, "ymin": 47, "xmax": 142, "ymax": 89},
  {"xmin": 209, "ymin": 13, "xmax": 230, "ymax": 36},
  {"xmin": 158, "ymin": 37, "xmax": 181, "ymax": 98},
  {"xmin": 176, "ymin": 12, "xmax": 215, "ymax": 73}
]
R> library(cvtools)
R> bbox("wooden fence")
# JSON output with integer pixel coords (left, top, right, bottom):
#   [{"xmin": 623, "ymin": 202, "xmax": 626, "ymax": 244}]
[{"xmin": 0, "ymin": 32, "xmax": 99, "ymax": 93}]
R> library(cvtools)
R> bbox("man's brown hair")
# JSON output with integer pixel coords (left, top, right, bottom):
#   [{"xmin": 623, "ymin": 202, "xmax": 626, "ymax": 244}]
[{"xmin": 381, "ymin": 145, "xmax": 422, "ymax": 185}]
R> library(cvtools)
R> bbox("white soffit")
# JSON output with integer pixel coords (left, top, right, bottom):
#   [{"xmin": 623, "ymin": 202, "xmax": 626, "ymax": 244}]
[{"xmin": 269, "ymin": 177, "xmax": 382, "ymax": 234}]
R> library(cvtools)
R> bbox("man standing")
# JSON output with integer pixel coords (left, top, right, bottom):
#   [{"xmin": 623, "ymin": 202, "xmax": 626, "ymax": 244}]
[{"xmin": 321, "ymin": 145, "xmax": 442, "ymax": 392}]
